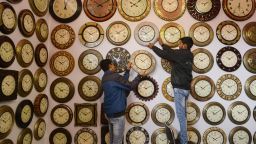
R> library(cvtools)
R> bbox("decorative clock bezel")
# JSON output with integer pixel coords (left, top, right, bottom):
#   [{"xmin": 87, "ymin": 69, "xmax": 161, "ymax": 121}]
[
  {"xmin": 228, "ymin": 101, "xmax": 251, "ymax": 125},
  {"xmin": 33, "ymin": 118, "xmax": 46, "ymax": 140},
  {"xmin": 202, "ymin": 102, "xmax": 226, "ymax": 125},
  {"xmin": 192, "ymin": 48, "xmax": 214, "ymax": 73},
  {"xmin": 126, "ymin": 102, "xmax": 150, "ymax": 126},
  {"xmin": 0, "ymin": 70, "xmax": 18, "ymax": 101},
  {"xmin": 134, "ymin": 76, "xmax": 158, "ymax": 101},
  {"xmin": 242, "ymin": 22, "xmax": 256, "ymax": 46},
  {"xmin": 243, "ymin": 48, "xmax": 256, "ymax": 73},
  {"xmin": 151, "ymin": 103, "xmax": 175, "ymax": 127},
  {"xmin": 229, "ymin": 126, "xmax": 252, "ymax": 144},
  {"xmin": 188, "ymin": 127, "xmax": 201, "ymax": 144},
  {"xmin": 50, "ymin": 104, "xmax": 73, "ymax": 127},
  {"xmin": 51, "ymin": 24, "xmax": 75, "ymax": 49},
  {"xmin": 162, "ymin": 77, "xmax": 174, "ymax": 102}
]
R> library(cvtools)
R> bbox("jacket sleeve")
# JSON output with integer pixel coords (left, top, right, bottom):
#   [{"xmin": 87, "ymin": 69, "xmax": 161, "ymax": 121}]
[
  {"xmin": 113, "ymin": 74, "xmax": 141, "ymax": 91},
  {"xmin": 152, "ymin": 45, "xmax": 179, "ymax": 62}
]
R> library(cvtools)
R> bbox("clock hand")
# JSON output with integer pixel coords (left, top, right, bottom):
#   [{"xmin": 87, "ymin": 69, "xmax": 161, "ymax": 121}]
[
  {"xmin": 238, "ymin": 110, "xmax": 246, "ymax": 114},
  {"xmin": 116, "ymin": 29, "xmax": 125, "ymax": 34},
  {"xmin": 94, "ymin": 0, "xmax": 103, "ymax": 7},
  {"xmin": 64, "ymin": 0, "xmax": 68, "ymax": 10},
  {"xmin": 202, "ymin": 1, "xmax": 208, "ymax": 6},
  {"xmin": 213, "ymin": 110, "xmax": 221, "ymax": 115},
  {"xmin": 131, "ymin": 0, "xmax": 142, "ymax": 7},
  {"xmin": 168, "ymin": 0, "xmax": 175, "ymax": 5},
  {"xmin": 98, "ymin": 0, "xmax": 110, "ymax": 7}
]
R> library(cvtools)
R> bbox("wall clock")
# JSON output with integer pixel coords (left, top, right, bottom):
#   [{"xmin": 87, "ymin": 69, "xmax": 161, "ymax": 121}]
[
  {"xmin": 78, "ymin": 22, "xmax": 104, "ymax": 48},
  {"xmin": 160, "ymin": 22, "xmax": 185, "ymax": 48},
  {"xmin": 187, "ymin": 0, "xmax": 221, "ymax": 21},
  {"xmin": 51, "ymin": 24, "xmax": 75, "ymax": 49},
  {"xmin": 7, "ymin": 0, "xmax": 22, "ymax": 4},
  {"xmin": 189, "ymin": 22, "xmax": 214, "ymax": 47},
  {"xmin": 245, "ymin": 75, "xmax": 256, "ymax": 100},
  {"xmin": 49, "ymin": 128, "xmax": 72, "ymax": 144},
  {"xmin": 126, "ymin": 102, "xmax": 149, "ymax": 126},
  {"xmin": 33, "ymin": 118, "xmax": 46, "ymax": 140},
  {"xmin": 34, "ymin": 68, "xmax": 47, "ymax": 92},
  {"xmin": 106, "ymin": 47, "xmax": 130, "ymax": 73},
  {"xmin": 29, "ymin": 0, "xmax": 49, "ymax": 17},
  {"xmin": 0, "ymin": 139, "xmax": 13, "ymax": 144},
  {"xmin": 74, "ymin": 103, "xmax": 97, "ymax": 126},
  {"xmin": 203, "ymin": 102, "xmax": 226, "ymax": 125},
  {"xmin": 15, "ymin": 100, "xmax": 34, "ymax": 128},
  {"xmin": 161, "ymin": 58, "xmax": 172, "ymax": 74},
  {"xmin": 78, "ymin": 76, "xmax": 102, "ymax": 101},
  {"xmin": 78, "ymin": 49, "xmax": 103, "ymax": 75},
  {"xmin": 101, "ymin": 126, "xmax": 110, "ymax": 144},
  {"xmin": 134, "ymin": 22, "xmax": 159, "ymax": 46},
  {"xmin": 151, "ymin": 103, "xmax": 175, "ymax": 127},
  {"xmin": 223, "ymin": 0, "xmax": 255, "ymax": 21},
  {"xmin": 130, "ymin": 50, "xmax": 156, "ymax": 75},
  {"xmin": 229, "ymin": 126, "xmax": 252, "ymax": 144},
  {"xmin": 50, "ymin": 51, "xmax": 75, "ymax": 76},
  {"xmin": 49, "ymin": 0, "xmax": 82, "ymax": 23},
  {"xmin": 0, "ymin": 2, "xmax": 17, "ymax": 34},
  {"xmin": 0, "ymin": 35, "xmax": 15, "ymax": 68},
  {"xmin": 0, "ymin": 105, "xmax": 14, "ymax": 139},
  {"xmin": 34, "ymin": 94, "xmax": 48, "ymax": 117},
  {"xmin": 35, "ymin": 19, "xmax": 49, "ymax": 42},
  {"xmin": 106, "ymin": 21, "xmax": 131, "ymax": 46},
  {"xmin": 0, "ymin": 70, "xmax": 18, "ymax": 101},
  {"xmin": 50, "ymin": 104, "xmax": 73, "ymax": 127},
  {"xmin": 216, "ymin": 20, "xmax": 241, "ymax": 45},
  {"xmin": 228, "ymin": 101, "xmax": 250, "ymax": 125},
  {"xmin": 186, "ymin": 102, "xmax": 200, "ymax": 125},
  {"xmin": 17, "ymin": 128, "xmax": 33, "ymax": 144},
  {"xmin": 192, "ymin": 48, "xmax": 214, "ymax": 74},
  {"xmin": 134, "ymin": 76, "xmax": 158, "ymax": 101},
  {"xmin": 83, "ymin": 0, "xmax": 117, "ymax": 22},
  {"xmin": 126, "ymin": 126, "xmax": 149, "ymax": 144},
  {"xmin": 190, "ymin": 75, "xmax": 215, "ymax": 101},
  {"xmin": 35, "ymin": 43, "xmax": 48, "ymax": 67},
  {"xmin": 117, "ymin": 0, "xmax": 151, "ymax": 21},
  {"xmin": 151, "ymin": 128, "xmax": 168, "ymax": 144},
  {"xmin": 18, "ymin": 69, "xmax": 34, "ymax": 97},
  {"xmin": 203, "ymin": 127, "xmax": 227, "ymax": 144},
  {"xmin": 153, "ymin": 0, "xmax": 185, "ymax": 21},
  {"xmin": 188, "ymin": 127, "xmax": 201, "ymax": 144},
  {"xmin": 50, "ymin": 77, "xmax": 74, "ymax": 103},
  {"xmin": 18, "ymin": 9, "xmax": 35, "ymax": 37},
  {"xmin": 216, "ymin": 74, "xmax": 242, "ymax": 101},
  {"xmin": 243, "ymin": 48, "xmax": 256, "ymax": 73},
  {"xmin": 242, "ymin": 22, "xmax": 256, "ymax": 46},
  {"xmin": 216, "ymin": 46, "xmax": 242, "ymax": 72},
  {"xmin": 16, "ymin": 39, "xmax": 34, "ymax": 68},
  {"xmin": 74, "ymin": 128, "xmax": 97, "ymax": 144},
  {"xmin": 162, "ymin": 77, "xmax": 174, "ymax": 102}
]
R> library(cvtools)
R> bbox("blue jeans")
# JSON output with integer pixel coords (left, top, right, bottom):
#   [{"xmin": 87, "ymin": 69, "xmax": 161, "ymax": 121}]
[
  {"xmin": 107, "ymin": 115, "xmax": 125, "ymax": 144},
  {"xmin": 174, "ymin": 88, "xmax": 189, "ymax": 144}
]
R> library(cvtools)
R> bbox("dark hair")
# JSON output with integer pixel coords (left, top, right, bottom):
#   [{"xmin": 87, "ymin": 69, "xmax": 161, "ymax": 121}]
[
  {"xmin": 180, "ymin": 37, "xmax": 193, "ymax": 49},
  {"xmin": 100, "ymin": 59, "xmax": 112, "ymax": 71}
]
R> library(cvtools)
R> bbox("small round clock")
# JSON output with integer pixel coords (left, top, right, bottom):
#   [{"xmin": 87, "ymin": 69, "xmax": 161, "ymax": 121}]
[
  {"xmin": 49, "ymin": 128, "xmax": 72, "ymax": 144},
  {"xmin": 192, "ymin": 48, "xmax": 214, "ymax": 74},
  {"xmin": 134, "ymin": 22, "xmax": 159, "ymax": 46},
  {"xmin": 18, "ymin": 9, "xmax": 35, "ymax": 37},
  {"xmin": 18, "ymin": 69, "xmax": 34, "ymax": 97},
  {"xmin": 203, "ymin": 127, "xmax": 227, "ymax": 144},
  {"xmin": 126, "ymin": 126, "xmax": 149, "ymax": 144},
  {"xmin": 162, "ymin": 77, "xmax": 174, "ymax": 101},
  {"xmin": 0, "ymin": 139, "xmax": 13, "ymax": 144},
  {"xmin": 0, "ymin": 35, "xmax": 15, "ymax": 68},
  {"xmin": 0, "ymin": 105, "xmax": 14, "ymax": 139},
  {"xmin": 49, "ymin": 0, "xmax": 82, "ymax": 23},
  {"xmin": 134, "ymin": 76, "xmax": 158, "ymax": 101},
  {"xmin": 34, "ymin": 68, "xmax": 47, "ymax": 92},
  {"xmin": 74, "ymin": 128, "xmax": 97, "ymax": 144},
  {"xmin": 34, "ymin": 94, "xmax": 48, "ymax": 117},
  {"xmin": 78, "ymin": 76, "xmax": 102, "ymax": 101},
  {"xmin": 228, "ymin": 101, "xmax": 250, "ymax": 125},
  {"xmin": 16, "ymin": 39, "xmax": 34, "ymax": 68},
  {"xmin": 161, "ymin": 58, "xmax": 172, "ymax": 74},
  {"xmin": 35, "ymin": 19, "xmax": 49, "ymax": 42},
  {"xmin": 0, "ymin": 70, "xmax": 18, "ymax": 101},
  {"xmin": 229, "ymin": 126, "xmax": 252, "ymax": 144},
  {"xmin": 50, "ymin": 104, "xmax": 73, "ymax": 127},
  {"xmin": 151, "ymin": 103, "xmax": 175, "ymax": 127},
  {"xmin": 35, "ymin": 43, "xmax": 48, "ymax": 67},
  {"xmin": 0, "ymin": 2, "xmax": 17, "ymax": 34},
  {"xmin": 151, "ymin": 128, "xmax": 168, "ymax": 144},
  {"xmin": 186, "ymin": 102, "xmax": 200, "ymax": 125},
  {"xmin": 203, "ymin": 102, "xmax": 226, "ymax": 125},
  {"xmin": 50, "ymin": 77, "xmax": 74, "ymax": 103},
  {"xmin": 216, "ymin": 46, "xmax": 242, "ymax": 72},
  {"xmin": 106, "ymin": 21, "xmax": 131, "ymax": 46},
  {"xmin": 17, "ymin": 128, "xmax": 33, "ymax": 144},
  {"xmin": 126, "ymin": 102, "xmax": 150, "ymax": 126},
  {"xmin": 74, "ymin": 103, "xmax": 97, "ymax": 126},
  {"xmin": 188, "ymin": 127, "xmax": 201, "ymax": 144},
  {"xmin": 243, "ymin": 48, "xmax": 256, "ymax": 73},
  {"xmin": 83, "ymin": 0, "xmax": 117, "ymax": 22},
  {"xmin": 33, "ymin": 118, "xmax": 46, "ymax": 140},
  {"xmin": 51, "ymin": 24, "xmax": 75, "ymax": 49},
  {"xmin": 153, "ymin": 0, "xmax": 186, "ymax": 21},
  {"xmin": 242, "ymin": 22, "xmax": 256, "ymax": 46},
  {"xmin": 245, "ymin": 75, "xmax": 256, "ymax": 100},
  {"xmin": 15, "ymin": 100, "xmax": 34, "ymax": 128},
  {"xmin": 117, "ymin": 0, "xmax": 151, "ymax": 21},
  {"xmin": 106, "ymin": 47, "xmax": 131, "ymax": 73},
  {"xmin": 29, "ymin": 0, "xmax": 49, "ymax": 16}
]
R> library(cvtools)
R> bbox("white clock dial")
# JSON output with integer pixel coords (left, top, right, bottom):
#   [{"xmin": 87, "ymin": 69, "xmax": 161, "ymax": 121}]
[
  {"xmin": 232, "ymin": 130, "xmax": 250, "ymax": 144},
  {"xmin": 134, "ymin": 54, "xmax": 152, "ymax": 70},
  {"xmin": 129, "ymin": 130, "xmax": 147, "ymax": 144},
  {"xmin": 83, "ymin": 54, "xmax": 98, "ymax": 70},
  {"xmin": 77, "ymin": 132, "xmax": 94, "ymax": 144},
  {"xmin": 193, "ymin": 52, "xmax": 210, "ymax": 70},
  {"xmin": 138, "ymin": 25, "xmax": 155, "ymax": 42},
  {"xmin": 54, "ymin": 56, "xmax": 70, "ymax": 71},
  {"xmin": 138, "ymin": 80, "xmax": 154, "ymax": 97},
  {"xmin": 195, "ymin": 0, "xmax": 213, "ymax": 13},
  {"xmin": 129, "ymin": 106, "xmax": 146, "ymax": 123},
  {"xmin": 108, "ymin": 23, "xmax": 129, "ymax": 43},
  {"xmin": 0, "ymin": 42, "xmax": 14, "ymax": 63},
  {"xmin": 206, "ymin": 131, "xmax": 224, "ymax": 144},
  {"xmin": 155, "ymin": 132, "xmax": 168, "ymax": 144},
  {"xmin": 83, "ymin": 26, "xmax": 100, "ymax": 43},
  {"xmin": 21, "ymin": 105, "xmax": 32, "ymax": 123},
  {"xmin": 195, "ymin": 80, "xmax": 211, "ymax": 97},
  {"xmin": 164, "ymin": 27, "xmax": 181, "ymax": 43},
  {"xmin": 231, "ymin": 105, "xmax": 249, "ymax": 122},
  {"xmin": 206, "ymin": 105, "xmax": 224, "ymax": 123},
  {"xmin": 166, "ymin": 82, "xmax": 174, "ymax": 96},
  {"xmin": 1, "ymin": 75, "xmax": 15, "ymax": 96},
  {"xmin": 249, "ymin": 80, "xmax": 256, "ymax": 96},
  {"xmin": 221, "ymin": 24, "xmax": 238, "ymax": 41},
  {"xmin": 194, "ymin": 26, "xmax": 210, "ymax": 42},
  {"xmin": 221, "ymin": 79, "xmax": 237, "ymax": 96},
  {"xmin": 21, "ymin": 44, "xmax": 33, "ymax": 64},
  {"xmin": 2, "ymin": 8, "xmax": 16, "ymax": 29},
  {"xmin": 78, "ymin": 108, "xmax": 92, "ymax": 122},
  {"xmin": 0, "ymin": 112, "xmax": 13, "ymax": 133},
  {"xmin": 121, "ymin": 0, "xmax": 148, "ymax": 17},
  {"xmin": 34, "ymin": 0, "xmax": 48, "ymax": 12},
  {"xmin": 53, "ymin": 0, "xmax": 78, "ymax": 19},
  {"xmin": 53, "ymin": 133, "xmax": 67, "ymax": 144},
  {"xmin": 54, "ymin": 82, "xmax": 70, "ymax": 98},
  {"xmin": 155, "ymin": 108, "xmax": 170, "ymax": 123},
  {"xmin": 220, "ymin": 51, "xmax": 238, "ymax": 67},
  {"xmin": 55, "ymin": 29, "xmax": 70, "ymax": 45},
  {"xmin": 82, "ymin": 80, "xmax": 98, "ymax": 97},
  {"xmin": 53, "ymin": 108, "xmax": 70, "ymax": 125},
  {"xmin": 40, "ymin": 97, "xmax": 48, "ymax": 114},
  {"xmin": 187, "ymin": 106, "xmax": 197, "ymax": 122},
  {"xmin": 162, "ymin": 0, "xmax": 178, "ymax": 12},
  {"xmin": 188, "ymin": 130, "xmax": 199, "ymax": 143}
]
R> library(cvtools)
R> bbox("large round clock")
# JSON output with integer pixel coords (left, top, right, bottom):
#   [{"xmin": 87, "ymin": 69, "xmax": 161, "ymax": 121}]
[
  {"xmin": 162, "ymin": 77, "xmax": 174, "ymax": 102},
  {"xmin": 203, "ymin": 102, "xmax": 226, "ymax": 125},
  {"xmin": 18, "ymin": 69, "xmax": 34, "ymax": 97},
  {"xmin": 50, "ymin": 104, "xmax": 73, "ymax": 127},
  {"xmin": 242, "ymin": 22, "xmax": 256, "ymax": 46},
  {"xmin": 0, "ymin": 2, "xmax": 17, "ymax": 34},
  {"xmin": 51, "ymin": 24, "xmax": 75, "ymax": 49},
  {"xmin": 0, "ymin": 105, "xmax": 14, "ymax": 139},
  {"xmin": 15, "ymin": 100, "xmax": 34, "ymax": 128},
  {"xmin": 18, "ymin": 9, "xmax": 35, "ymax": 37},
  {"xmin": 35, "ymin": 43, "xmax": 48, "ymax": 67},
  {"xmin": 186, "ymin": 102, "xmax": 200, "ymax": 125},
  {"xmin": 74, "ymin": 128, "xmax": 97, "ymax": 144},
  {"xmin": 188, "ymin": 127, "xmax": 201, "ymax": 144},
  {"xmin": 29, "ymin": 0, "xmax": 49, "ymax": 17},
  {"xmin": 0, "ymin": 35, "xmax": 15, "ymax": 68},
  {"xmin": 245, "ymin": 75, "xmax": 256, "ymax": 100},
  {"xmin": 228, "ymin": 101, "xmax": 250, "ymax": 125},
  {"xmin": 34, "ymin": 68, "xmax": 47, "ymax": 92},
  {"xmin": 126, "ymin": 102, "xmax": 150, "ymax": 126},
  {"xmin": 16, "ymin": 39, "xmax": 34, "ymax": 68},
  {"xmin": 229, "ymin": 126, "xmax": 252, "ymax": 144},
  {"xmin": 134, "ymin": 76, "xmax": 158, "ymax": 101},
  {"xmin": 49, "ymin": 128, "xmax": 72, "ymax": 144},
  {"xmin": 78, "ymin": 76, "xmax": 102, "ymax": 101},
  {"xmin": 49, "ymin": 0, "xmax": 82, "ymax": 23},
  {"xmin": 151, "ymin": 103, "xmax": 175, "ymax": 127},
  {"xmin": 35, "ymin": 19, "xmax": 49, "ymax": 42},
  {"xmin": 192, "ymin": 48, "xmax": 214, "ymax": 73},
  {"xmin": 126, "ymin": 126, "xmax": 149, "ymax": 144},
  {"xmin": 203, "ymin": 127, "xmax": 227, "ymax": 144},
  {"xmin": 243, "ymin": 48, "xmax": 256, "ymax": 73}
]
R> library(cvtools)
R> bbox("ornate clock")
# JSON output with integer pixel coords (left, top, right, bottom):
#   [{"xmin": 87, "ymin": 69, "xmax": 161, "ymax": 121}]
[
  {"xmin": 78, "ymin": 76, "xmax": 102, "ymax": 101},
  {"xmin": 50, "ymin": 104, "xmax": 73, "ymax": 127},
  {"xmin": 0, "ymin": 139, "xmax": 13, "ymax": 144},
  {"xmin": 228, "ymin": 101, "xmax": 250, "ymax": 125},
  {"xmin": 245, "ymin": 75, "xmax": 256, "ymax": 100},
  {"xmin": 34, "ymin": 68, "xmax": 47, "ymax": 92},
  {"xmin": 35, "ymin": 19, "xmax": 49, "ymax": 42},
  {"xmin": 243, "ymin": 48, "xmax": 256, "ymax": 73},
  {"xmin": 126, "ymin": 126, "xmax": 149, "ymax": 144},
  {"xmin": 203, "ymin": 127, "xmax": 227, "ymax": 144},
  {"xmin": 33, "ymin": 118, "xmax": 46, "ymax": 140},
  {"xmin": 0, "ymin": 105, "xmax": 14, "ymax": 139},
  {"xmin": 151, "ymin": 128, "xmax": 169, "ymax": 144},
  {"xmin": 0, "ymin": 2, "xmax": 17, "ymax": 34},
  {"xmin": 0, "ymin": 35, "xmax": 15, "ymax": 68},
  {"xmin": 151, "ymin": 103, "xmax": 175, "ymax": 127},
  {"xmin": 126, "ymin": 102, "xmax": 150, "ymax": 126},
  {"xmin": 35, "ymin": 43, "xmax": 48, "ymax": 67},
  {"xmin": 186, "ymin": 102, "xmax": 200, "ymax": 125},
  {"xmin": 15, "ymin": 100, "xmax": 34, "ymax": 128},
  {"xmin": 16, "ymin": 39, "xmax": 34, "ymax": 68},
  {"xmin": 74, "ymin": 103, "xmax": 97, "ymax": 126},
  {"xmin": 134, "ymin": 22, "xmax": 159, "ymax": 46},
  {"xmin": 106, "ymin": 47, "xmax": 131, "ymax": 73},
  {"xmin": 18, "ymin": 9, "xmax": 35, "ymax": 37},
  {"xmin": 229, "ymin": 126, "xmax": 252, "ymax": 144},
  {"xmin": 134, "ymin": 76, "xmax": 158, "ymax": 101},
  {"xmin": 74, "ymin": 128, "xmax": 97, "ymax": 144},
  {"xmin": 17, "ymin": 128, "xmax": 33, "ymax": 144},
  {"xmin": 188, "ymin": 127, "xmax": 201, "ymax": 144},
  {"xmin": 242, "ymin": 22, "xmax": 256, "ymax": 46},
  {"xmin": 34, "ymin": 94, "xmax": 48, "ymax": 117},
  {"xmin": 162, "ymin": 77, "xmax": 174, "ymax": 101},
  {"xmin": 51, "ymin": 24, "xmax": 75, "ymax": 49},
  {"xmin": 49, "ymin": 128, "xmax": 72, "ymax": 144},
  {"xmin": 192, "ymin": 48, "xmax": 214, "ymax": 74},
  {"xmin": 0, "ymin": 70, "xmax": 18, "ymax": 101},
  {"xmin": 161, "ymin": 58, "xmax": 172, "ymax": 74},
  {"xmin": 29, "ymin": 0, "xmax": 49, "ymax": 16},
  {"xmin": 18, "ymin": 69, "xmax": 34, "ymax": 97},
  {"xmin": 203, "ymin": 102, "xmax": 226, "ymax": 125}
]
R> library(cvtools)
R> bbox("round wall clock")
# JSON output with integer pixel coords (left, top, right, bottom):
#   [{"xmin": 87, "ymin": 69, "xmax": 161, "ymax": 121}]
[
  {"xmin": 15, "ymin": 100, "xmax": 34, "ymax": 128},
  {"xmin": 192, "ymin": 48, "xmax": 214, "ymax": 73},
  {"xmin": 0, "ymin": 2, "xmax": 17, "ymax": 34},
  {"xmin": 49, "ymin": 128, "xmax": 72, "ymax": 144},
  {"xmin": 242, "ymin": 22, "xmax": 256, "ymax": 46},
  {"xmin": 50, "ymin": 77, "xmax": 74, "ymax": 103},
  {"xmin": 49, "ymin": 0, "xmax": 82, "ymax": 23},
  {"xmin": 229, "ymin": 126, "xmax": 252, "ymax": 144},
  {"xmin": 126, "ymin": 102, "xmax": 149, "ymax": 126},
  {"xmin": 216, "ymin": 20, "xmax": 241, "ymax": 45},
  {"xmin": 223, "ymin": 0, "xmax": 255, "ymax": 21},
  {"xmin": 33, "ymin": 118, "xmax": 46, "ymax": 140},
  {"xmin": 29, "ymin": 0, "xmax": 49, "ymax": 16},
  {"xmin": 18, "ymin": 9, "xmax": 35, "ymax": 37},
  {"xmin": 130, "ymin": 50, "xmax": 156, "ymax": 75},
  {"xmin": 51, "ymin": 24, "xmax": 75, "ymax": 49},
  {"xmin": 189, "ymin": 22, "xmax": 214, "ymax": 47},
  {"xmin": 50, "ymin": 51, "xmax": 75, "ymax": 76},
  {"xmin": 134, "ymin": 76, "xmax": 158, "ymax": 101},
  {"xmin": 18, "ymin": 69, "xmax": 34, "ymax": 97},
  {"xmin": 83, "ymin": 0, "xmax": 117, "ymax": 22},
  {"xmin": 203, "ymin": 102, "xmax": 226, "ymax": 125},
  {"xmin": 160, "ymin": 22, "xmax": 185, "ymax": 48},
  {"xmin": 190, "ymin": 75, "xmax": 215, "ymax": 101},
  {"xmin": 78, "ymin": 76, "xmax": 102, "ymax": 101},
  {"xmin": 228, "ymin": 101, "xmax": 250, "ymax": 125},
  {"xmin": 78, "ymin": 49, "xmax": 103, "ymax": 75},
  {"xmin": 35, "ymin": 43, "xmax": 48, "ymax": 67},
  {"xmin": 50, "ymin": 104, "xmax": 73, "ymax": 127},
  {"xmin": 0, "ymin": 35, "xmax": 15, "ymax": 68},
  {"xmin": 216, "ymin": 74, "xmax": 242, "ymax": 101},
  {"xmin": 35, "ymin": 19, "xmax": 49, "ymax": 42},
  {"xmin": 188, "ymin": 127, "xmax": 201, "ymax": 144},
  {"xmin": 134, "ymin": 21, "xmax": 159, "ymax": 46},
  {"xmin": 126, "ymin": 126, "xmax": 149, "ymax": 144},
  {"xmin": 34, "ymin": 94, "xmax": 48, "ymax": 117},
  {"xmin": 106, "ymin": 21, "xmax": 131, "ymax": 46},
  {"xmin": 216, "ymin": 46, "xmax": 242, "ymax": 72},
  {"xmin": 203, "ymin": 127, "xmax": 227, "ymax": 144},
  {"xmin": 17, "ymin": 128, "xmax": 33, "ymax": 144},
  {"xmin": 0, "ymin": 139, "xmax": 13, "ymax": 144},
  {"xmin": 34, "ymin": 68, "xmax": 47, "ymax": 92},
  {"xmin": 117, "ymin": 0, "xmax": 151, "ymax": 21},
  {"xmin": 106, "ymin": 47, "xmax": 130, "ymax": 73},
  {"xmin": 153, "ymin": 0, "xmax": 185, "ymax": 21},
  {"xmin": 161, "ymin": 58, "xmax": 172, "ymax": 74},
  {"xmin": 151, "ymin": 128, "xmax": 169, "ymax": 144},
  {"xmin": 74, "ymin": 128, "xmax": 97, "ymax": 144},
  {"xmin": 243, "ymin": 48, "xmax": 256, "ymax": 73},
  {"xmin": 245, "ymin": 75, "xmax": 256, "ymax": 100},
  {"xmin": 186, "ymin": 102, "xmax": 200, "ymax": 125},
  {"xmin": 0, "ymin": 105, "xmax": 14, "ymax": 139},
  {"xmin": 16, "ymin": 39, "xmax": 34, "ymax": 68},
  {"xmin": 78, "ymin": 22, "xmax": 104, "ymax": 48},
  {"xmin": 74, "ymin": 103, "xmax": 97, "ymax": 127},
  {"xmin": 162, "ymin": 77, "xmax": 174, "ymax": 102},
  {"xmin": 151, "ymin": 103, "xmax": 175, "ymax": 127},
  {"xmin": 0, "ymin": 70, "xmax": 18, "ymax": 101}
]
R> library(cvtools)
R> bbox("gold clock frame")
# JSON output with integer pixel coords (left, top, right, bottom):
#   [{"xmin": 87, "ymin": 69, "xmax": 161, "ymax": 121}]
[
  {"xmin": 192, "ymin": 48, "xmax": 214, "ymax": 74},
  {"xmin": 151, "ymin": 103, "xmax": 174, "ymax": 127},
  {"xmin": 126, "ymin": 102, "xmax": 150, "ymax": 126}
]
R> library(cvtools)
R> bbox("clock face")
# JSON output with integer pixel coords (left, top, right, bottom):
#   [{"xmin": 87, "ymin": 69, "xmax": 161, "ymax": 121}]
[
  {"xmin": 188, "ymin": 127, "xmax": 201, "ymax": 144},
  {"xmin": 151, "ymin": 103, "xmax": 174, "ymax": 126},
  {"xmin": 162, "ymin": 77, "xmax": 174, "ymax": 102},
  {"xmin": 242, "ymin": 22, "xmax": 256, "ymax": 46},
  {"xmin": 16, "ymin": 39, "xmax": 34, "ymax": 68},
  {"xmin": 34, "ymin": 118, "xmax": 46, "ymax": 140},
  {"xmin": 18, "ymin": 69, "xmax": 33, "ymax": 97},
  {"xmin": 126, "ymin": 102, "xmax": 149, "ymax": 126},
  {"xmin": 151, "ymin": 128, "xmax": 168, "ymax": 144},
  {"xmin": 229, "ymin": 126, "xmax": 252, "ymax": 144},
  {"xmin": 17, "ymin": 128, "xmax": 33, "ymax": 144},
  {"xmin": 245, "ymin": 75, "xmax": 256, "ymax": 100},
  {"xmin": 192, "ymin": 48, "xmax": 214, "ymax": 73},
  {"xmin": 35, "ymin": 19, "xmax": 49, "ymax": 42},
  {"xmin": 51, "ymin": 104, "xmax": 73, "ymax": 127},
  {"xmin": 78, "ymin": 108, "xmax": 92, "ymax": 123},
  {"xmin": 78, "ymin": 76, "xmax": 102, "ymax": 101},
  {"xmin": 126, "ymin": 126, "xmax": 149, "ymax": 144},
  {"xmin": 34, "ymin": 94, "xmax": 48, "ymax": 117},
  {"xmin": 34, "ymin": 68, "xmax": 47, "ymax": 92},
  {"xmin": 0, "ymin": 70, "xmax": 18, "ymax": 101},
  {"xmin": 15, "ymin": 100, "xmax": 34, "ymax": 128},
  {"xmin": 74, "ymin": 128, "xmax": 97, "ymax": 144},
  {"xmin": 75, "ymin": 104, "xmax": 97, "ymax": 126},
  {"xmin": 29, "ymin": 0, "xmax": 49, "ymax": 16},
  {"xmin": 216, "ymin": 21, "xmax": 241, "ymax": 45},
  {"xmin": 0, "ymin": 36, "xmax": 15, "ymax": 68},
  {"xmin": 186, "ymin": 102, "xmax": 200, "ymax": 125},
  {"xmin": 49, "ymin": 128, "xmax": 72, "ymax": 144},
  {"xmin": 203, "ymin": 102, "xmax": 226, "ymax": 125},
  {"xmin": 228, "ymin": 101, "xmax": 250, "ymax": 125},
  {"xmin": 134, "ymin": 76, "xmax": 158, "ymax": 101},
  {"xmin": 51, "ymin": 24, "xmax": 75, "ymax": 49},
  {"xmin": 18, "ymin": 9, "xmax": 35, "ymax": 37},
  {"xmin": 203, "ymin": 127, "xmax": 227, "ymax": 144},
  {"xmin": 243, "ymin": 48, "xmax": 256, "ymax": 73},
  {"xmin": 0, "ymin": 2, "xmax": 17, "ymax": 34},
  {"xmin": 0, "ymin": 106, "xmax": 14, "ymax": 139},
  {"xmin": 1, "ymin": 75, "xmax": 16, "ymax": 97},
  {"xmin": 134, "ymin": 22, "xmax": 159, "ymax": 46}
]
